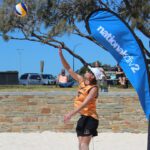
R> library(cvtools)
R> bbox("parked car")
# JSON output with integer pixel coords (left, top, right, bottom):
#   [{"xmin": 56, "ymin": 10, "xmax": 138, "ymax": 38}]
[
  {"xmin": 19, "ymin": 73, "xmax": 56, "ymax": 85},
  {"xmin": 41, "ymin": 74, "xmax": 56, "ymax": 85},
  {"xmin": 19, "ymin": 73, "xmax": 43, "ymax": 85}
]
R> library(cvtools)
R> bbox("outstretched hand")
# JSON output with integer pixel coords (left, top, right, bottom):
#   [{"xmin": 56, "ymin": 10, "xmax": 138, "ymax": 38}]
[{"xmin": 64, "ymin": 111, "xmax": 75, "ymax": 124}]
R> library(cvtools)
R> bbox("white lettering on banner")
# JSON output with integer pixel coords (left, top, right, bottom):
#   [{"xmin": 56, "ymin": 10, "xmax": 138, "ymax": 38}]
[{"xmin": 97, "ymin": 26, "xmax": 140, "ymax": 73}]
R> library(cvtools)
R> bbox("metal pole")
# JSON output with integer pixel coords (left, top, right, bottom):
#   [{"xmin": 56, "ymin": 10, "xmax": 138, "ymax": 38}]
[
  {"xmin": 73, "ymin": 43, "xmax": 82, "ymax": 71},
  {"xmin": 17, "ymin": 49, "xmax": 23, "ymax": 76},
  {"xmin": 73, "ymin": 54, "xmax": 75, "ymax": 71},
  {"xmin": 147, "ymin": 116, "xmax": 150, "ymax": 150}
]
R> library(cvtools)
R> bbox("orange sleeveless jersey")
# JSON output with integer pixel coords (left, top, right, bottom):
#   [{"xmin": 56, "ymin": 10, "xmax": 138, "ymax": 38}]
[{"xmin": 74, "ymin": 81, "xmax": 99, "ymax": 120}]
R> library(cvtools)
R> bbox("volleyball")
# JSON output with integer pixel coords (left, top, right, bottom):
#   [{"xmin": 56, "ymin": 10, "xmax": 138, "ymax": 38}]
[{"xmin": 15, "ymin": 2, "xmax": 28, "ymax": 17}]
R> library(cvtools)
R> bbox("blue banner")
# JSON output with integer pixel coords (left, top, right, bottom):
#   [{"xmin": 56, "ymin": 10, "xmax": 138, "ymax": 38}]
[{"xmin": 86, "ymin": 9, "xmax": 150, "ymax": 119}]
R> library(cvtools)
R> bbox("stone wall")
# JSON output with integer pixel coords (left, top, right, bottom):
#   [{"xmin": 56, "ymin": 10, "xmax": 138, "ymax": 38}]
[{"xmin": 0, "ymin": 92, "xmax": 148, "ymax": 133}]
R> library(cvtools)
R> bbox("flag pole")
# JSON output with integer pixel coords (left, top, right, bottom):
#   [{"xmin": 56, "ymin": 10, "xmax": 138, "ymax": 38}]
[{"xmin": 147, "ymin": 116, "xmax": 150, "ymax": 150}]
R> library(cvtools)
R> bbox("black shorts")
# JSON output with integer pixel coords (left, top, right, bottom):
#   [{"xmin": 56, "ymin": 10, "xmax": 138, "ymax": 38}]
[
  {"xmin": 76, "ymin": 115, "xmax": 99, "ymax": 137},
  {"xmin": 116, "ymin": 74, "xmax": 125, "ymax": 79}
]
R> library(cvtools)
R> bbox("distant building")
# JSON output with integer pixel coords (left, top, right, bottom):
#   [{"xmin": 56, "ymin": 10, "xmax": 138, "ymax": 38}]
[{"xmin": 0, "ymin": 71, "xmax": 19, "ymax": 85}]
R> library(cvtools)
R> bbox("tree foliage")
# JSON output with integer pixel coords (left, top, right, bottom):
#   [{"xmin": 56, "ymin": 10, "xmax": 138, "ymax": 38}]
[
  {"xmin": 0, "ymin": 0, "xmax": 149, "ymax": 66},
  {"xmin": 119, "ymin": 0, "xmax": 150, "ymax": 37}
]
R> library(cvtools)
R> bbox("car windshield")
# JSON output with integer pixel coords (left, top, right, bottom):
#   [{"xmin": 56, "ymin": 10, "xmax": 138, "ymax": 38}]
[
  {"xmin": 20, "ymin": 74, "xmax": 28, "ymax": 79},
  {"xmin": 42, "ymin": 75, "xmax": 54, "ymax": 79},
  {"xmin": 29, "ymin": 75, "xmax": 41, "ymax": 80}
]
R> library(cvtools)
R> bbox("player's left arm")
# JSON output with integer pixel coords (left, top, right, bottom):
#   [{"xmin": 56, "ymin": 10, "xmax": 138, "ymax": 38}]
[{"xmin": 64, "ymin": 87, "xmax": 98, "ymax": 123}]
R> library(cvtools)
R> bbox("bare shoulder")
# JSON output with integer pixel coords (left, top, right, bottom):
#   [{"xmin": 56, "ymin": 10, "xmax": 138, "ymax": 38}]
[
  {"xmin": 68, "ymin": 68, "xmax": 83, "ymax": 82},
  {"xmin": 88, "ymin": 86, "xmax": 99, "ymax": 98},
  {"xmin": 89, "ymin": 86, "xmax": 98, "ymax": 94},
  {"xmin": 77, "ymin": 75, "xmax": 84, "ymax": 82}
]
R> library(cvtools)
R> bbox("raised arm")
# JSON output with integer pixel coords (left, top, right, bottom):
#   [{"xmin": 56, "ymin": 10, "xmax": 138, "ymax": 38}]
[{"xmin": 58, "ymin": 46, "xmax": 83, "ymax": 82}]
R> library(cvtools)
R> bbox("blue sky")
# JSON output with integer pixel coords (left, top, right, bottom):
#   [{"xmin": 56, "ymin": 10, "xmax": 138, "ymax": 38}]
[{"xmin": 0, "ymin": 22, "xmax": 149, "ymax": 77}]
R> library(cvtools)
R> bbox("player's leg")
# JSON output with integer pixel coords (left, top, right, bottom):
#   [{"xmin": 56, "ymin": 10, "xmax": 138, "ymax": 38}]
[{"xmin": 80, "ymin": 136, "xmax": 92, "ymax": 150}]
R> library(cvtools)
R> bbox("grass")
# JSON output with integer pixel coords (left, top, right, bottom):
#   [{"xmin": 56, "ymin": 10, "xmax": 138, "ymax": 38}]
[
  {"xmin": 0, "ymin": 85, "xmax": 78, "ymax": 92},
  {"xmin": 0, "ymin": 85, "xmax": 135, "ymax": 92}
]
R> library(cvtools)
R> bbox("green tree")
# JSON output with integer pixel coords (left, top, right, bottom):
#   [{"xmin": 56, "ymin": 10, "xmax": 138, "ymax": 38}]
[
  {"xmin": 119, "ymin": 0, "xmax": 149, "ymax": 38},
  {"xmin": 105, "ymin": 0, "xmax": 150, "ymax": 58},
  {"xmin": 0, "ymin": 0, "xmax": 149, "ymax": 66},
  {"xmin": 102, "ymin": 64, "xmax": 112, "ymax": 71}
]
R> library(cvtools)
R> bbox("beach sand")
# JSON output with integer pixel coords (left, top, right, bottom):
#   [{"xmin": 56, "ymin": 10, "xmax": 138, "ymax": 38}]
[{"xmin": 0, "ymin": 132, "xmax": 147, "ymax": 150}]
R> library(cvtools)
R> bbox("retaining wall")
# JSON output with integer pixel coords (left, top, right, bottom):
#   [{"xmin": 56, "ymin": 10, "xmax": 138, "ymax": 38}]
[{"xmin": 0, "ymin": 91, "xmax": 148, "ymax": 133}]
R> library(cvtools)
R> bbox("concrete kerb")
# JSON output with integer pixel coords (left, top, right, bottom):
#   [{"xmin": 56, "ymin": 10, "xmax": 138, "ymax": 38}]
[{"xmin": 0, "ymin": 91, "xmax": 137, "ymax": 96}]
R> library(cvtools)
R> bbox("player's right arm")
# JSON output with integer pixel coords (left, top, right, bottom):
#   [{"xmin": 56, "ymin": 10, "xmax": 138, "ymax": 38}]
[{"xmin": 58, "ymin": 46, "xmax": 83, "ymax": 82}]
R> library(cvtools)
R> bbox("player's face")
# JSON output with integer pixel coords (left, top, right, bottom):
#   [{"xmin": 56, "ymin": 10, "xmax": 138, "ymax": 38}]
[{"xmin": 84, "ymin": 71, "xmax": 94, "ymax": 81}]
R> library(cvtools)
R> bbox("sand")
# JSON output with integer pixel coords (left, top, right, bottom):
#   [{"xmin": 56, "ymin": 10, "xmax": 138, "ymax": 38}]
[{"xmin": 0, "ymin": 132, "xmax": 147, "ymax": 150}]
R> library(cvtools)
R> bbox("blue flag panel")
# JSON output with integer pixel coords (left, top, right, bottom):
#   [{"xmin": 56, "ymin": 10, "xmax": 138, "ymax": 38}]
[{"xmin": 86, "ymin": 9, "xmax": 150, "ymax": 119}]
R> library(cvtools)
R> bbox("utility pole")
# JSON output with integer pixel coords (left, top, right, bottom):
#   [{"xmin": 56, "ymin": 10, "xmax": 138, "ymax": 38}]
[
  {"xmin": 40, "ymin": 60, "xmax": 44, "ymax": 74},
  {"xmin": 17, "ymin": 49, "xmax": 23, "ymax": 75},
  {"xmin": 73, "ymin": 43, "xmax": 82, "ymax": 71}
]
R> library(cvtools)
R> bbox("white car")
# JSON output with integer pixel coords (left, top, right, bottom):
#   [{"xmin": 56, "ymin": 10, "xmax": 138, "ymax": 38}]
[
  {"xmin": 19, "ymin": 73, "xmax": 56, "ymax": 85},
  {"xmin": 41, "ymin": 74, "xmax": 56, "ymax": 85},
  {"xmin": 19, "ymin": 73, "xmax": 43, "ymax": 85}
]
